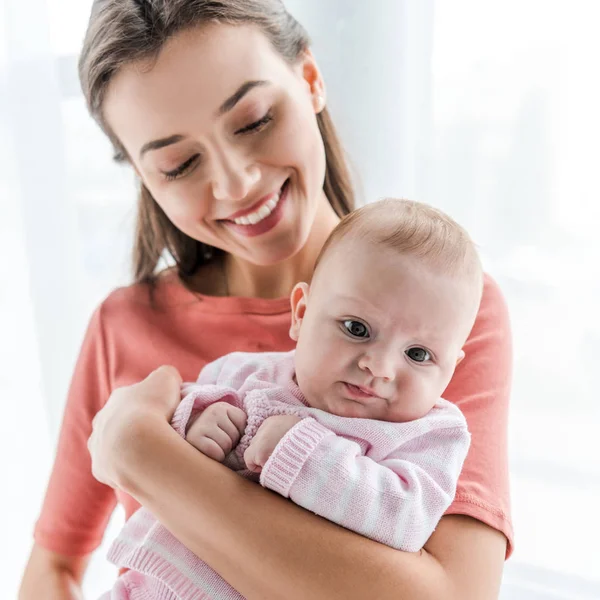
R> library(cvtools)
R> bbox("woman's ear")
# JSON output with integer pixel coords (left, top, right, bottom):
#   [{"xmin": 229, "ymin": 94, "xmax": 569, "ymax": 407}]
[
  {"xmin": 297, "ymin": 49, "xmax": 326, "ymax": 113},
  {"xmin": 289, "ymin": 282, "xmax": 310, "ymax": 341}
]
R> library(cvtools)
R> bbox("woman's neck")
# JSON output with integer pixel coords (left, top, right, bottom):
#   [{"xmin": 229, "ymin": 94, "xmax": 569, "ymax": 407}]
[{"xmin": 225, "ymin": 197, "xmax": 341, "ymax": 299}]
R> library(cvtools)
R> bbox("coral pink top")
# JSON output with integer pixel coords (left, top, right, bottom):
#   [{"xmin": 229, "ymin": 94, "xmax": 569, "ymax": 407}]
[{"xmin": 34, "ymin": 272, "xmax": 514, "ymax": 557}]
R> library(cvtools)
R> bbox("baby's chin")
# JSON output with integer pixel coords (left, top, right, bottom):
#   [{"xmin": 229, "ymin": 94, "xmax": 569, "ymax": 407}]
[
  {"xmin": 322, "ymin": 396, "xmax": 387, "ymax": 421},
  {"xmin": 336, "ymin": 398, "xmax": 436, "ymax": 423},
  {"xmin": 334, "ymin": 402, "xmax": 376, "ymax": 420}
]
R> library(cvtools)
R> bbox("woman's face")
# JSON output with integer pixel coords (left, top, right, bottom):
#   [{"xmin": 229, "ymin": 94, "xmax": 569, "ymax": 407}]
[{"xmin": 103, "ymin": 24, "xmax": 328, "ymax": 266}]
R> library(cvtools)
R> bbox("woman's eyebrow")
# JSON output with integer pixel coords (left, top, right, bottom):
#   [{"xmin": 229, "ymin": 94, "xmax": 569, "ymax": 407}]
[
  {"xmin": 218, "ymin": 80, "xmax": 270, "ymax": 115},
  {"xmin": 139, "ymin": 134, "xmax": 186, "ymax": 159},
  {"xmin": 138, "ymin": 80, "xmax": 271, "ymax": 160}
]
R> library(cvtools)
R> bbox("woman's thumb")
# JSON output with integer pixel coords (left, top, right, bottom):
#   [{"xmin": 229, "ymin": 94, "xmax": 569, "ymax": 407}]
[{"xmin": 140, "ymin": 365, "xmax": 183, "ymax": 406}]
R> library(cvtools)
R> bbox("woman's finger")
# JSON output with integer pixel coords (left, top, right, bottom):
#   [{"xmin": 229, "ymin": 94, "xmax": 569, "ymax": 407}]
[{"xmin": 132, "ymin": 365, "xmax": 183, "ymax": 419}]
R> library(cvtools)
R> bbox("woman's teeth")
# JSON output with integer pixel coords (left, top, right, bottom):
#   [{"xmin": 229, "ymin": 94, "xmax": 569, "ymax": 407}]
[{"xmin": 232, "ymin": 188, "xmax": 282, "ymax": 226}]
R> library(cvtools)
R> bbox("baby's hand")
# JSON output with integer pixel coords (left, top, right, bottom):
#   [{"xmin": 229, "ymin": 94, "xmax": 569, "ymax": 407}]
[
  {"xmin": 186, "ymin": 402, "xmax": 247, "ymax": 462},
  {"xmin": 244, "ymin": 415, "xmax": 303, "ymax": 474}
]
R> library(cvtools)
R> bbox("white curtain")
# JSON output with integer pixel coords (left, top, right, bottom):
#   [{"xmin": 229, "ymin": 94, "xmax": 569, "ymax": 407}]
[
  {"xmin": 1, "ymin": 1, "xmax": 598, "ymax": 598},
  {"xmin": 1, "ymin": 0, "xmax": 131, "ymax": 596}
]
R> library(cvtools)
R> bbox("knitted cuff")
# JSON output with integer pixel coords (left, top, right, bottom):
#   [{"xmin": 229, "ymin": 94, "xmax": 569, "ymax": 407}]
[
  {"xmin": 260, "ymin": 418, "xmax": 333, "ymax": 497},
  {"xmin": 171, "ymin": 385, "xmax": 239, "ymax": 439},
  {"xmin": 170, "ymin": 391, "xmax": 196, "ymax": 438}
]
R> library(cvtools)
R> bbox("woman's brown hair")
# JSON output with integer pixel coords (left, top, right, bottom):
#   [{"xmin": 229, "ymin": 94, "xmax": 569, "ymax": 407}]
[{"xmin": 79, "ymin": 0, "xmax": 355, "ymax": 288}]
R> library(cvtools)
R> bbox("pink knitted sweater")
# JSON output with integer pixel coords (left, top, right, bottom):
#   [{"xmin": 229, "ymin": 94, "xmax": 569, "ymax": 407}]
[{"xmin": 101, "ymin": 351, "xmax": 470, "ymax": 600}]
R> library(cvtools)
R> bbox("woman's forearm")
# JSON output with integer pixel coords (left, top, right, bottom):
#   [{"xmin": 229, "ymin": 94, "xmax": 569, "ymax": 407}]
[
  {"xmin": 19, "ymin": 545, "xmax": 87, "ymax": 600},
  {"xmin": 115, "ymin": 418, "xmax": 450, "ymax": 600},
  {"xmin": 19, "ymin": 573, "xmax": 81, "ymax": 600}
]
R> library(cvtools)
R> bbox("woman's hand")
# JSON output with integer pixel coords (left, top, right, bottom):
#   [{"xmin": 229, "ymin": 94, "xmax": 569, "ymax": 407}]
[
  {"xmin": 244, "ymin": 414, "xmax": 302, "ymax": 473},
  {"xmin": 87, "ymin": 365, "xmax": 183, "ymax": 489}
]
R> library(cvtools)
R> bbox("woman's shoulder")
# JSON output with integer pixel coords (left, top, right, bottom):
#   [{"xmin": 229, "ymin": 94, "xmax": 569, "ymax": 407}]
[
  {"xmin": 466, "ymin": 272, "xmax": 512, "ymax": 365},
  {"xmin": 450, "ymin": 272, "xmax": 511, "ymax": 391},
  {"xmin": 479, "ymin": 272, "xmax": 510, "ymax": 324}
]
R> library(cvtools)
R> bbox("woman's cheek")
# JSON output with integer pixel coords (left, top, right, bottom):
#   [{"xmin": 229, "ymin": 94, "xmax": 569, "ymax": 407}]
[
  {"xmin": 161, "ymin": 202, "xmax": 191, "ymax": 232},
  {"xmin": 274, "ymin": 101, "xmax": 320, "ymax": 163},
  {"xmin": 164, "ymin": 188, "xmax": 207, "ymax": 225},
  {"xmin": 262, "ymin": 118, "xmax": 302, "ymax": 165}
]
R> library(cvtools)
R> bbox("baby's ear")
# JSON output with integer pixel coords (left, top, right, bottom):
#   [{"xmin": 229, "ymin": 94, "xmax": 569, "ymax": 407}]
[
  {"xmin": 456, "ymin": 349, "xmax": 466, "ymax": 366},
  {"xmin": 289, "ymin": 282, "xmax": 310, "ymax": 341}
]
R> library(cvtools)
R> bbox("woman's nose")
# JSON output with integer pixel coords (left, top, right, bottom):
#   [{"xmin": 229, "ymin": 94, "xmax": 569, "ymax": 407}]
[
  {"xmin": 358, "ymin": 348, "xmax": 397, "ymax": 382},
  {"xmin": 210, "ymin": 147, "xmax": 260, "ymax": 203}
]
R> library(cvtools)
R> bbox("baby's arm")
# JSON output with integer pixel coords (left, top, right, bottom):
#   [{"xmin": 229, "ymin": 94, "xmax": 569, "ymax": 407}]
[{"xmin": 255, "ymin": 416, "xmax": 470, "ymax": 552}]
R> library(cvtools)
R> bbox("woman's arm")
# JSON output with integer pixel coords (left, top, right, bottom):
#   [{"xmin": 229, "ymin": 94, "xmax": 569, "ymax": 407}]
[
  {"xmin": 19, "ymin": 544, "xmax": 89, "ymax": 600},
  {"xmin": 113, "ymin": 411, "xmax": 506, "ymax": 600}
]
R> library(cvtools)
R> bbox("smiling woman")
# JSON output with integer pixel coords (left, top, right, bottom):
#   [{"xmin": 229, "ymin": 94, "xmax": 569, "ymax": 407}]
[
  {"xmin": 87, "ymin": 17, "xmax": 352, "ymax": 298},
  {"xmin": 17, "ymin": 2, "xmax": 513, "ymax": 600}
]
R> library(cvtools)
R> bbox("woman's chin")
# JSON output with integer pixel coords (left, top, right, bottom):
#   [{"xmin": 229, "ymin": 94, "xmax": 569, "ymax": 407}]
[{"xmin": 238, "ymin": 227, "xmax": 309, "ymax": 266}]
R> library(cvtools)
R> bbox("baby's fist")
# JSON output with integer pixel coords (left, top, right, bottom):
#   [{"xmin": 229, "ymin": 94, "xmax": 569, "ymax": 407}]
[
  {"xmin": 187, "ymin": 402, "xmax": 247, "ymax": 462},
  {"xmin": 244, "ymin": 414, "xmax": 302, "ymax": 474}
]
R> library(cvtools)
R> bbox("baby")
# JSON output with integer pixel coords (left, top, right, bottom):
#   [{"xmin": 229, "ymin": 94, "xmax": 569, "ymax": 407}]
[{"xmin": 102, "ymin": 199, "xmax": 483, "ymax": 600}]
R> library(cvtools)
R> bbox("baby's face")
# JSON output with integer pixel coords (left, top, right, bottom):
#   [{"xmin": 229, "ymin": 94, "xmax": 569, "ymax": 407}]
[{"xmin": 290, "ymin": 241, "xmax": 476, "ymax": 422}]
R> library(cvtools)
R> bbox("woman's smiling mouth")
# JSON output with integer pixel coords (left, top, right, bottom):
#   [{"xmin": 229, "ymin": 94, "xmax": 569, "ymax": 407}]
[{"xmin": 221, "ymin": 179, "xmax": 290, "ymax": 237}]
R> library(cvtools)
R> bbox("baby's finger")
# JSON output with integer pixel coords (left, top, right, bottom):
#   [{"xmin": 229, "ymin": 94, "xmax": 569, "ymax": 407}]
[
  {"xmin": 216, "ymin": 416, "xmax": 243, "ymax": 448},
  {"xmin": 226, "ymin": 405, "xmax": 247, "ymax": 434},
  {"xmin": 193, "ymin": 436, "xmax": 227, "ymax": 462},
  {"xmin": 243, "ymin": 445, "xmax": 262, "ymax": 474},
  {"xmin": 205, "ymin": 426, "xmax": 236, "ymax": 456}
]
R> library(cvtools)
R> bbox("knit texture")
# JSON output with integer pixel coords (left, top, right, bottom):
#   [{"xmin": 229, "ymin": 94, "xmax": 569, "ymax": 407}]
[{"xmin": 104, "ymin": 350, "xmax": 470, "ymax": 599}]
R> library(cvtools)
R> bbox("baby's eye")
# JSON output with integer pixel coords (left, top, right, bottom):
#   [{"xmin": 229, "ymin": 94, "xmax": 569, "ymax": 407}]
[
  {"xmin": 343, "ymin": 320, "xmax": 370, "ymax": 339},
  {"xmin": 405, "ymin": 347, "xmax": 431, "ymax": 363}
]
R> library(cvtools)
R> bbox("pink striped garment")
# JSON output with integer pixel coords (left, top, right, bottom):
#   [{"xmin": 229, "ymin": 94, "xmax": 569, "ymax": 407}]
[{"xmin": 101, "ymin": 350, "xmax": 470, "ymax": 600}]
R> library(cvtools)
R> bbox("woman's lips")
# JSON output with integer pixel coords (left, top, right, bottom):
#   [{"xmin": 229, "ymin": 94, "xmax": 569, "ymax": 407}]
[
  {"xmin": 225, "ymin": 186, "xmax": 282, "ymax": 222},
  {"xmin": 221, "ymin": 180, "xmax": 289, "ymax": 238}
]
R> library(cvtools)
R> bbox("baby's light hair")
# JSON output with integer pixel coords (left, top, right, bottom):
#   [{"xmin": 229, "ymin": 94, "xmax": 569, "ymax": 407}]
[{"xmin": 314, "ymin": 198, "xmax": 483, "ymax": 300}]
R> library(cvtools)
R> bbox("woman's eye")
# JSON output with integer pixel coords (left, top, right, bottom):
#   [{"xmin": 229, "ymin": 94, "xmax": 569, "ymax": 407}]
[
  {"xmin": 236, "ymin": 111, "xmax": 273, "ymax": 135},
  {"xmin": 163, "ymin": 154, "xmax": 200, "ymax": 181},
  {"xmin": 343, "ymin": 320, "xmax": 370, "ymax": 339},
  {"xmin": 405, "ymin": 347, "xmax": 431, "ymax": 363}
]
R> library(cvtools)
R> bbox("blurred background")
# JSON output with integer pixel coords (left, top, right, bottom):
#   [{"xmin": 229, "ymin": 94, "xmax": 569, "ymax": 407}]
[{"xmin": 1, "ymin": 0, "xmax": 599, "ymax": 598}]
